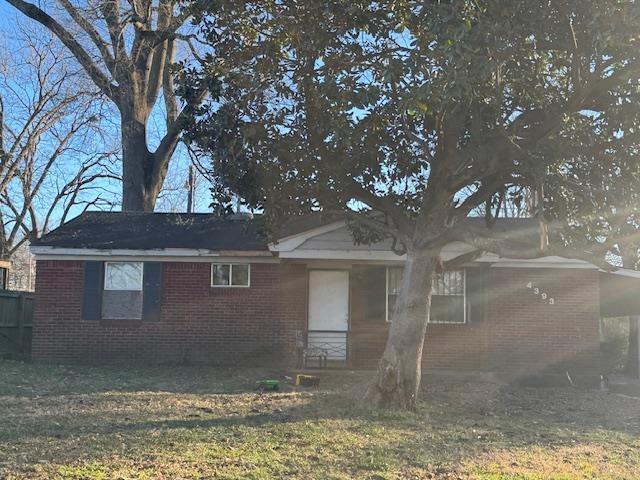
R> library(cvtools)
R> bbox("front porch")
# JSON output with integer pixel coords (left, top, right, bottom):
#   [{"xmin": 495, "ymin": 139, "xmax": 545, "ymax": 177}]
[
  {"xmin": 296, "ymin": 262, "xmax": 479, "ymax": 370},
  {"xmin": 291, "ymin": 258, "xmax": 607, "ymax": 376}
]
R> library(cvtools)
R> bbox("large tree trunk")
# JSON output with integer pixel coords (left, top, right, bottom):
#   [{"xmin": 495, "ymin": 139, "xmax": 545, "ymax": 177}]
[
  {"xmin": 121, "ymin": 114, "xmax": 152, "ymax": 212},
  {"xmin": 120, "ymin": 97, "xmax": 179, "ymax": 212},
  {"xmin": 363, "ymin": 247, "xmax": 441, "ymax": 410},
  {"xmin": 626, "ymin": 316, "xmax": 640, "ymax": 379},
  {"xmin": 120, "ymin": 95, "xmax": 172, "ymax": 213}
]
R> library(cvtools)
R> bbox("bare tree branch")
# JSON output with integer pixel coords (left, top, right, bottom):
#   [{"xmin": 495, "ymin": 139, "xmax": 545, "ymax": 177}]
[{"xmin": 4, "ymin": 0, "xmax": 119, "ymax": 99}]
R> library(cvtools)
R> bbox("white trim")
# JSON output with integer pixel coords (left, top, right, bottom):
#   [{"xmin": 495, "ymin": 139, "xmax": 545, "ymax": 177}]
[
  {"xmin": 211, "ymin": 263, "xmax": 251, "ymax": 288},
  {"xmin": 32, "ymin": 242, "xmax": 599, "ymax": 271},
  {"xmin": 31, "ymin": 246, "xmax": 278, "ymax": 263},
  {"xmin": 600, "ymin": 268, "xmax": 640, "ymax": 279},
  {"xmin": 279, "ymin": 248, "xmax": 596, "ymax": 268},
  {"xmin": 34, "ymin": 254, "xmax": 279, "ymax": 263},
  {"xmin": 30, "ymin": 246, "xmax": 274, "ymax": 257},
  {"xmin": 485, "ymin": 256, "xmax": 596, "ymax": 269},
  {"xmin": 269, "ymin": 221, "xmax": 346, "ymax": 252},
  {"xmin": 104, "ymin": 261, "xmax": 144, "ymax": 291},
  {"xmin": 280, "ymin": 250, "xmax": 407, "ymax": 261}
]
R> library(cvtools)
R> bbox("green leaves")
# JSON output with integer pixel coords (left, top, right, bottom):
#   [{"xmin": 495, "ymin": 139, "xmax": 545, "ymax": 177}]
[{"xmin": 178, "ymin": 0, "xmax": 640, "ymax": 249}]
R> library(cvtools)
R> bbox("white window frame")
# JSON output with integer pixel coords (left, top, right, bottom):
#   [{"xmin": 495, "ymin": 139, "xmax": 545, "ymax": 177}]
[
  {"xmin": 385, "ymin": 267, "xmax": 466, "ymax": 324},
  {"xmin": 385, "ymin": 267, "xmax": 401, "ymax": 323},
  {"xmin": 211, "ymin": 263, "xmax": 251, "ymax": 288},
  {"xmin": 103, "ymin": 261, "xmax": 144, "ymax": 291}
]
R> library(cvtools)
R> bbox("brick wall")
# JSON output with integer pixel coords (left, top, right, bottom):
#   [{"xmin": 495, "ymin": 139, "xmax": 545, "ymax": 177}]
[
  {"xmin": 33, "ymin": 259, "xmax": 601, "ymax": 374},
  {"xmin": 32, "ymin": 260, "xmax": 307, "ymax": 365},
  {"xmin": 484, "ymin": 267, "xmax": 600, "ymax": 374},
  {"xmin": 349, "ymin": 266, "xmax": 601, "ymax": 374}
]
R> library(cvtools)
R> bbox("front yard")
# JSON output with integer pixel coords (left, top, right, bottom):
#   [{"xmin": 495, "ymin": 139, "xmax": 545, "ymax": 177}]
[{"xmin": 0, "ymin": 361, "xmax": 639, "ymax": 479}]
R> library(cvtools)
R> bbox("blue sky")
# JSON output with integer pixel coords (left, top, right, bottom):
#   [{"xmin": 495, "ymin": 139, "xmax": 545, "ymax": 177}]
[{"xmin": 0, "ymin": 2, "xmax": 212, "ymax": 226}]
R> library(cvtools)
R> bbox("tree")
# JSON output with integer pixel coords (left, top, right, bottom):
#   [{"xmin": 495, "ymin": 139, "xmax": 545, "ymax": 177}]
[
  {"xmin": 2, "ymin": 0, "xmax": 208, "ymax": 211},
  {"xmin": 0, "ymin": 30, "xmax": 117, "ymax": 261},
  {"xmin": 544, "ymin": 137, "xmax": 640, "ymax": 378},
  {"xmin": 182, "ymin": 0, "xmax": 640, "ymax": 409}
]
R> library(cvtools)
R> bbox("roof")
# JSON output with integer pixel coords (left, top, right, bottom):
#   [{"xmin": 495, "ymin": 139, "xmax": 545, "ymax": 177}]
[
  {"xmin": 32, "ymin": 212, "xmax": 268, "ymax": 251},
  {"xmin": 277, "ymin": 212, "xmax": 346, "ymax": 239},
  {"xmin": 32, "ymin": 211, "xmax": 541, "ymax": 252}
]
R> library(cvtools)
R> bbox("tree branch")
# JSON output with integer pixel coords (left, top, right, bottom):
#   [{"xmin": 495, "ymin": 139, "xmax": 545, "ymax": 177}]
[
  {"xmin": 58, "ymin": 0, "xmax": 116, "ymax": 74},
  {"xmin": 3, "ymin": 0, "xmax": 119, "ymax": 99},
  {"xmin": 448, "ymin": 223, "xmax": 618, "ymax": 271}
]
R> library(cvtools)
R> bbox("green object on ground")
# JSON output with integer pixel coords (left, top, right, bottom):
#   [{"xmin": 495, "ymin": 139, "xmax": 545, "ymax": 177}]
[{"xmin": 257, "ymin": 379, "xmax": 280, "ymax": 391}]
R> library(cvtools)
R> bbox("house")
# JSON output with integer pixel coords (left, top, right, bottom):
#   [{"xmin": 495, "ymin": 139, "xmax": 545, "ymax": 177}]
[{"xmin": 29, "ymin": 211, "xmax": 640, "ymax": 376}]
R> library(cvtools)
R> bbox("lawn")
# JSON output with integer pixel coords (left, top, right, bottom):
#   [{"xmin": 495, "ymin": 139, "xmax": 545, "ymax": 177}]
[{"xmin": 0, "ymin": 361, "xmax": 639, "ymax": 479}]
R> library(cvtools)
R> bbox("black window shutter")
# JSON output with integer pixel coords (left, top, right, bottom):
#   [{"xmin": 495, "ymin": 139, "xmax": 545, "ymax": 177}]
[
  {"xmin": 364, "ymin": 266, "xmax": 387, "ymax": 323},
  {"xmin": 465, "ymin": 266, "xmax": 488, "ymax": 323},
  {"xmin": 142, "ymin": 262, "xmax": 163, "ymax": 321},
  {"xmin": 82, "ymin": 261, "xmax": 104, "ymax": 320}
]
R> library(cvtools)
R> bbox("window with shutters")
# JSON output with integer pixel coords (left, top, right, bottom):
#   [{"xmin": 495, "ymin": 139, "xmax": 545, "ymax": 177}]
[
  {"xmin": 102, "ymin": 262, "xmax": 143, "ymax": 319},
  {"xmin": 211, "ymin": 263, "xmax": 250, "ymax": 287},
  {"xmin": 386, "ymin": 268, "xmax": 466, "ymax": 324}
]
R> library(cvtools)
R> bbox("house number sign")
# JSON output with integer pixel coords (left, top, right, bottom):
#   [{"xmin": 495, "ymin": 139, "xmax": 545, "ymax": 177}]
[{"xmin": 526, "ymin": 282, "xmax": 555, "ymax": 305}]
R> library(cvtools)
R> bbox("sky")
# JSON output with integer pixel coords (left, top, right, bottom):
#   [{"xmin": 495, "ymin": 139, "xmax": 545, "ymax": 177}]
[{"xmin": 0, "ymin": 2, "xmax": 213, "ymax": 233}]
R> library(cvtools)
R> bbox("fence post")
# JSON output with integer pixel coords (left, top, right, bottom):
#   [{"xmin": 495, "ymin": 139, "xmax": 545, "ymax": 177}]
[{"xmin": 17, "ymin": 293, "xmax": 25, "ymax": 358}]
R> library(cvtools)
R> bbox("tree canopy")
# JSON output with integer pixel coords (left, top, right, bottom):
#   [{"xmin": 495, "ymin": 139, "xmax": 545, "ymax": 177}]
[{"xmin": 181, "ymin": 0, "xmax": 640, "ymax": 408}]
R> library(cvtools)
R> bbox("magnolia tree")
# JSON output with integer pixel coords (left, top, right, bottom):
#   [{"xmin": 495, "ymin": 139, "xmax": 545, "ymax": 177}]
[
  {"xmin": 545, "ymin": 138, "xmax": 640, "ymax": 378},
  {"xmin": 181, "ymin": 0, "xmax": 640, "ymax": 409}
]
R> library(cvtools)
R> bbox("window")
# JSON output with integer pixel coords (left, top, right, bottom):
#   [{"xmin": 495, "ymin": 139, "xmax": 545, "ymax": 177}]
[
  {"xmin": 386, "ymin": 268, "xmax": 466, "ymax": 324},
  {"xmin": 386, "ymin": 267, "xmax": 403, "ymax": 322},
  {"xmin": 104, "ymin": 262, "xmax": 143, "ymax": 291},
  {"xmin": 211, "ymin": 263, "xmax": 250, "ymax": 287},
  {"xmin": 102, "ymin": 262, "xmax": 143, "ymax": 319},
  {"xmin": 430, "ymin": 270, "xmax": 466, "ymax": 324}
]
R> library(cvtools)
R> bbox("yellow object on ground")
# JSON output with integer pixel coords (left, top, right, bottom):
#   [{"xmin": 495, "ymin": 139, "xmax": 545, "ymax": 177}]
[{"xmin": 295, "ymin": 374, "xmax": 320, "ymax": 387}]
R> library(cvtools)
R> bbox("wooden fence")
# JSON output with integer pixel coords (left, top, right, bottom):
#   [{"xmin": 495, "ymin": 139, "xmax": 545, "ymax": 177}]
[{"xmin": 0, "ymin": 290, "xmax": 34, "ymax": 359}]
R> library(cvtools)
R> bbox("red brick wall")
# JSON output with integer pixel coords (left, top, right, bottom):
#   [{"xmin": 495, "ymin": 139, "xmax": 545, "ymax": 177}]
[
  {"xmin": 32, "ymin": 260, "xmax": 307, "ymax": 365},
  {"xmin": 484, "ymin": 267, "xmax": 600, "ymax": 374},
  {"xmin": 33, "ymin": 260, "xmax": 600, "ymax": 374},
  {"xmin": 349, "ymin": 267, "xmax": 601, "ymax": 374}
]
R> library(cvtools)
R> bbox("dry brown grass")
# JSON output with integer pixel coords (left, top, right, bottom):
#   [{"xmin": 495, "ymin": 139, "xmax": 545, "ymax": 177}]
[{"xmin": 0, "ymin": 361, "xmax": 639, "ymax": 479}]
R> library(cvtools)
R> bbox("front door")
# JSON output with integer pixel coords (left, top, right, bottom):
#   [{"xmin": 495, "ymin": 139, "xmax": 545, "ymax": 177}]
[{"xmin": 307, "ymin": 270, "xmax": 349, "ymax": 361}]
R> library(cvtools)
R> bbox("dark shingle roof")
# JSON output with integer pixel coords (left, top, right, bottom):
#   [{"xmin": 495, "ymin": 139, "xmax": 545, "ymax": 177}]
[
  {"xmin": 32, "ymin": 212, "xmax": 268, "ymax": 251},
  {"xmin": 33, "ymin": 211, "xmax": 541, "ymax": 251}
]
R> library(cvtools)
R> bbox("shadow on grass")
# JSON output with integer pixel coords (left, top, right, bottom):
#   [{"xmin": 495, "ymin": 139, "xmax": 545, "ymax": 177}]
[
  {"xmin": 2, "ymin": 361, "xmax": 640, "ymax": 478},
  {"xmin": 0, "ymin": 360, "xmax": 305, "ymax": 396},
  {"xmin": 4, "ymin": 380, "xmax": 639, "ymax": 442},
  {"xmin": 2, "ymin": 360, "xmax": 639, "ymax": 446}
]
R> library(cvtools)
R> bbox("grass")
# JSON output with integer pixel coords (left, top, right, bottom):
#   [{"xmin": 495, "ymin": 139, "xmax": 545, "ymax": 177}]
[{"xmin": 0, "ymin": 361, "xmax": 639, "ymax": 479}]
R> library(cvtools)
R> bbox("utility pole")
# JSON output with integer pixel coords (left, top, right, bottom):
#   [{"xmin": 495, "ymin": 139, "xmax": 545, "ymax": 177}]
[{"xmin": 186, "ymin": 165, "xmax": 195, "ymax": 213}]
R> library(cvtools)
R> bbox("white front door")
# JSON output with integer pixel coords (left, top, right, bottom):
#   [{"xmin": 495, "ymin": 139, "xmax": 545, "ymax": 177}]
[{"xmin": 307, "ymin": 270, "xmax": 349, "ymax": 360}]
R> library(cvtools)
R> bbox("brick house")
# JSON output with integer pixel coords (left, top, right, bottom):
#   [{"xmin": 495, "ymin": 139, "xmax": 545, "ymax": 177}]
[{"xmin": 29, "ymin": 211, "xmax": 640, "ymax": 376}]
